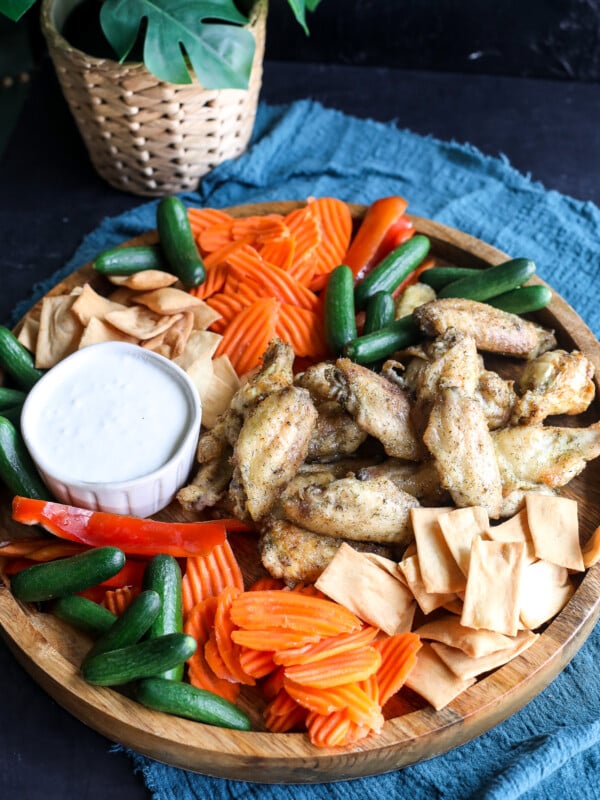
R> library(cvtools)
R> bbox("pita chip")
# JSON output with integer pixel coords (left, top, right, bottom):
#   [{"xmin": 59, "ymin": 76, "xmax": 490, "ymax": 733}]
[
  {"xmin": 438, "ymin": 506, "xmax": 489, "ymax": 576},
  {"xmin": 519, "ymin": 559, "xmax": 575, "ymax": 630},
  {"xmin": 582, "ymin": 524, "xmax": 600, "ymax": 569},
  {"xmin": 430, "ymin": 629, "xmax": 538, "ymax": 681},
  {"xmin": 398, "ymin": 553, "xmax": 456, "ymax": 615},
  {"xmin": 414, "ymin": 614, "xmax": 516, "ymax": 657},
  {"xmin": 107, "ymin": 270, "xmax": 178, "ymax": 291},
  {"xmin": 133, "ymin": 287, "xmax": 206, "ymax": 315},
  {"xmin": 404, "ymin": 642, "xmax": 475, "ymax": 710},
  {"xmin": 411, "ymin": 507, "xmax": 464, "ymax": 594},
  {"xmin": 36, "ymin": 295, "xmax": 84, "ymax": 368},
  {"xmin": 79, "ymin": 317, "xmax": 138, "ymax": 348},
  {"xmin": 17, "ymin": 316, "xmax": 39, "ymax": 352},
  {"xmin": 487, "ymin": 508, "xmax": 537, "ymax": 563},
  {"xmin": 105, "ymin": 306, "xmax": 180, "ymax": 340},
  {"xmin": 71, "ymin": 283, "xmax": 127, "ymax": 326},
  {"xmin": 525, "ymin": 494, "xmax": 584, "ymax": 572}
]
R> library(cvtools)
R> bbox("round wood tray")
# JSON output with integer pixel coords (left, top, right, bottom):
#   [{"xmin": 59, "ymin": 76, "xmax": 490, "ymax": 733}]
[{"xmin": 1, "ymin": 202, "xmax": 599, "ymax": 783}]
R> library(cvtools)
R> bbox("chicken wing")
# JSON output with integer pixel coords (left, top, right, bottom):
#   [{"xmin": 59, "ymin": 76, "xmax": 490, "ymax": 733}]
[
  {"xmin": 282, "ymin": 474, "xmax": 419, "ymax": 544},
  {"xmin": 423, "ymin": 387, "xmax": 503, "ymax": 517},
  {"xmin": 356, "ymin": 458, "xmax": 450, "ymax": 505},
  {"xmin": 232, "ymin": 385, "xmax": 318, "ymax": 521},
  {"xmin": 306, "ymin": 401, "xmax": 368, "ymax": 462},
  {"xmin": 511, "ymin": 349, "xmax": 595, "ymax": 424},
  {"xmin": 259, "ymin": 517, "xmax": 396, "ymax": 586},
  {"xmin": 414, "ymin": 298, "xmax": 557, "ymax": 359},
  {"xmin": 230, "ymin": 337, "xmax": 295, "ymax": 415}
]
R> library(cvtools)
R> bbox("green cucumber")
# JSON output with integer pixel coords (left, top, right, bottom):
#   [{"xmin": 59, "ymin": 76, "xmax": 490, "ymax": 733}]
[
  {"xmin": 0, "ymin": 326, "xmax": 44, "ymax": 391},
  {"xmin": 82, "ymin": 633, "xmax": 197, "ymax": 686},
  {"xmin": 136, "ymin": 677, "xmax": 251, "ymax": 731},
  {"xmin": 324, "ymin": 264, "xmax": 357, "ymax": 355},
  {"xmin": 0, "ymin": 415, "xmax": 52, "ymax": 500},
  {"xmin": 83, "ymin": 589, "xmax": 161, "ymax": 663},
  {"xmin": 419, "ymin": 266, "xmax": 481, "ymax": 290},
  {"xmin": 53, "ymin": 595, "xmax": 117, "ymax": 636},
  {"xmin": 156, "ymin": 197, "xmax": 206, "ymax": 289},
  {"xmin": 354, "ymin": 235, "xmax": 431, "ymax": 310},
  {"xmin": 487, "ymin": 284, "xmax": 552, "ymax": 314},
  {"xmin": 142, "ymin": 555, "xmax": 183, "ymax": 681},
  {"xmin": 0, "ymin": 404, "xmax": 23, "ymax": 427},
  {"xmin": 343, "ymin": 315, "xmax": 419, "ymax": 365},
  {"xmin": 93, "ymin": 244, "xmax": 164, "ymax": 276},
  {"xmin": 363, "ymin": 290, "xmax": 395, "ymax": 335},
  {"xmin": 0, "ymin": 387, "xmax": 27, "ymax": 410},
  {"xmin": 437, "ymin": 258, "xmax": 536, "ymax": 301},
  {"xmin": 11, "ymin": 546, "xmax": 126, "ymax": 603}
]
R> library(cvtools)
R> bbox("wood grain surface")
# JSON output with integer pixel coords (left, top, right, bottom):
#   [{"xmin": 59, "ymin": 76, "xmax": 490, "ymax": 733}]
[{"xmin": 1, "ymin": 202, "xmax": 599, "ymax": 783}]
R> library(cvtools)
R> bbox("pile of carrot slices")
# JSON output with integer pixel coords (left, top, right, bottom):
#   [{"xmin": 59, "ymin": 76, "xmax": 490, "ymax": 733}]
[
  {"xmin": 187, "ymin": 198, "xmax": 354, "ymax": 376},
  {"xmin": 180, "ymin": 539, "xmax": 422, "ymax": 748}
]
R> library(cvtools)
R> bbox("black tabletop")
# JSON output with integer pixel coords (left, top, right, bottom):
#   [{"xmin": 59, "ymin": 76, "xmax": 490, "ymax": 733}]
[{"xmin": 1, "ymin": 57, "xmax": 599, "ymax": 798}]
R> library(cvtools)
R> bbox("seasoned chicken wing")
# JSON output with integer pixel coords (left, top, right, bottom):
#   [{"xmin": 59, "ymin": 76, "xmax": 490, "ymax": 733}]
[
  {"xmin": 356, "ymin": 458, "xmax": 450, "ymax": 505},
  {"xmin": 282, "ymin": 474, "xmax": 419, "ymax": 544},
  {"xmin": 306, "ymin": 401, "xmax": 368, "ymax": 462},
  {"xmin": 493, "ymin": 421, "xmax": 600, "ymax": 490},
  {"xmin": 230, "ymin": 337, "xmax": 295, "ymax": 415},
  {"xmin": 332, "ymin": 358, "xmax": 423, "ymax": 460},
  {"xmin": 423, "ymin": 387, "xmax": 503, "ymax": 517},
  {"xmin": 414, "ymin": 298, "xmax": 557, "ymax": 359},
  {"xmin": 232, "ymin": 385, "xmax": 318, "ymax": 521},
  {"xmin": 259, "ymin": 518, "xmax": 396, "ymax": 586},
  {"xmin": 511, "ymin": 349, "xmax": 595, "ymax": 425}
]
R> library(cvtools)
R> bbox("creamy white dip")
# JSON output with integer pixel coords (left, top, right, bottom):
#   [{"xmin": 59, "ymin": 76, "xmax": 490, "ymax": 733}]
[{"xmin": 23, "ymin": 343, "xmax": 194, "ymax": 485}]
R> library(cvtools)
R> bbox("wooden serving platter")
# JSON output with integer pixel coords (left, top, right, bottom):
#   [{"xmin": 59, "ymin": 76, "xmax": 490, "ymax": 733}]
[{"xmin": 1, "ymin": 202, "xmax": 600, "ymax": 783}]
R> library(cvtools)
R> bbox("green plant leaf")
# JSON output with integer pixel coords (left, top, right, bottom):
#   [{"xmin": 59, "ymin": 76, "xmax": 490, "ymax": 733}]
[
  {"xmin": 100, "ymin": 0, "xmax": 255, "ymax": 88},
  {"xmin": 285, "ymin": 0, "xmax": 323, "ymax": 34},
  {"xmin": 0, "ymin": 0, "xmax": 37, "ymax": 22}
]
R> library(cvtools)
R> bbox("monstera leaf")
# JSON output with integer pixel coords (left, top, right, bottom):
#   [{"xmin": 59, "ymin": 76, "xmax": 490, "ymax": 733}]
[{"xmin": 100, "ymin": 0, "xmax": 256, "ymax": 88}]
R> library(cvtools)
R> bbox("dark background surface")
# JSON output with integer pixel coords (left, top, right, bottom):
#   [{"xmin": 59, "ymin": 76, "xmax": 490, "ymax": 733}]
[{"xmin": 1, "ymin": 2, "xmax": 599, "ymax": 798}]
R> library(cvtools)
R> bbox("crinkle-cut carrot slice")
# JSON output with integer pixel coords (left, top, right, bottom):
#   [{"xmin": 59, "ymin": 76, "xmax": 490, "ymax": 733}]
[
  {"xmin": 248, "ymin": 576, "xmax": 286, "ymax": 592},
  {"xmin": 306, "ymin": 709, "xmax": 352, "ymax": 748},
  {"xmin": 188, "ymin": 207, "xmax": 232, "ymax": 235},
  {"xmin": 197, "ymin": 222, "xmax": 234, "ymax": 253},
  {"xmin": 231, "ymin": 628, "xmax": 322, "ymax": 652},
  {"xmin": 284, "ymin": 646, "xmax": 382, "ymax": 688},
  {"xmin": 261, "ymin": 665, "xmax": 286, "ymax": 701},
  {"xmin": 190, "ymin": 262, "xmax": 228, "ymax": 300},
  {"xmin": 231, "ymin": 214, "xmax": 287, "ymax": 244},
  {"xmin": 275, "ymin": 303, "xmax": 328, "ymax": 360},
  {"xmin": 239, "ymin": 646, "xmax": 278, "ymax": 679},
  {"xmin": 373, "ymin": 632, "xmax": 422, "ymax": 706},
  {"xmin": 214, "ymin": 586, "xmax": 255, "ymax": 686},
  {"xmin": 205, "ymin": 292, "xmax": 249, "ymax": 333},
  {"xmin": 283, "ymin": 679, "xmax": 383, "ymax": 730},
  {"xmin": 230, "ymin": 590, "xmax": 361, "ymax": 636},
  {"xmin": 259, "ymin": 235, "xmax": 296, "ymax": 272},
  {"xmin": 184, "ymin": 597, "xmax": 239, "ymax": 703},
  {"xmin": 273, "ymin": 625, "xmax": 379, "ymax": 667},
  {"xmin": 204, "ymin": 630, "xmax": 239, "ymax": 682},
  {"xmin": 103, "ymin": 586, "xmax": 140, "ymax": 615},
  {"xmin": 284, "ymin": 205, "xmax": 322, "ymax": 279},
  {"xmin": 181, "ymin": 539, "xmax": 244, "ymax": 617},
  {"xmin": 0, "ymin": 538, "xmax": 88, "ymax": 560},
  {"xmin": 203, "ymin": 237, "xmax": 254, "ymax": 271},
  {"xmin": 264, "ymin": 690, "xmax": 309, "ymax": 733},
  {"xmin": 308, "ymin": 197, "xmax": 353, "ymax": 276},
  {"xmin": 215, "ymin": 297, "xmax": 280, "ymax": 377}
]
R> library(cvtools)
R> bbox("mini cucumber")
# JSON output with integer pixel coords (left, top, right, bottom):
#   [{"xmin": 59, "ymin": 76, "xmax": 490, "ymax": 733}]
[
  {"xmin": 363, "ymin": 291, "xmax": 395, "ymax": 335},
  {"xmin": 136, "ymin": 677, "xmax": 251, "ymax": 731},
  {"xmin": 142, "ymin": 555, "xmax": 183, "ymax": 681},
  {"xmin": 53, "ymin": 595, "xmax": 117, "ymax": 636},
  {"xmin": 156, "ymin": 197, "xmax": 206, "ymax": 289},
  {"xmin": 354, "ymin": 235, "xmax": 431, "ymax": 310},
  {"xmin": 419, "ymin": 266, "xmax": 481, "ymax": 290},
  {"xmin": 11, "ymin": 546, "xmax": 126, "ymax": 603},
  {"xmin": 324, "ymin": 264, "xmax": 357, "ymax": 355},
  {"xmin": 93, "ymin": 244, "xmax": 164, "ymax": 276},
  {"xmin": 82, "ymin": 633, "xmax": 197, "ymax": 686},
  {"xmin": 487, "ymin": 284, "xmax": 552, "ymax": 314},
  {"xmin": 437, "ymin": 258, "xmax": 536, "ymax": 301},
  {"xmin": 83, "ymin": 589, "xmax": 161, "ymax": 663},
  {"xmin": 0, "ymin": 326, "xmax": 44, "ymax": 391},
  {"xmin": 0, "ymin": 415, "xmax": 52, "ymax": 500},
  {"xmin": 343, "ymin": 315, "xmax": 419, "ymax": 364},
  {"xmin": 0, "ymin": 387, "xmax": 27, "ymax": 410},
  {"xmin": 0, "ymin": 404, "xmax": 23, "ymax": 427}
]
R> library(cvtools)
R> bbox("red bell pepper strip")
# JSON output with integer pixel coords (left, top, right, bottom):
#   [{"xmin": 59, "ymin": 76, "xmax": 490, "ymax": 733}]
[
  {"xmin": 11, "ymin": 496, "xmax": 240, "ymax": 558},
  {"xmin": 344, "ymin": 196, "xmax": 409, "ymax": 279}
]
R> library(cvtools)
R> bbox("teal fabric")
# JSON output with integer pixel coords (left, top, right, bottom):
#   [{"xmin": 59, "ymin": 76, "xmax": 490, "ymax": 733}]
[{"xmin": 12, "ymin": 100, "xmax": 600, "ymax": 798}]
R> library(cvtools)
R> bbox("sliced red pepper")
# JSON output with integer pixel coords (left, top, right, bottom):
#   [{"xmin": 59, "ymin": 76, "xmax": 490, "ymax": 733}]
[
  {"xmin": 11, "ymin": 496, "xmax": 234, "ymax": 558},
  {"xmin": 344, "ymin": 196, "xmax": 409, "ymax": 280}
]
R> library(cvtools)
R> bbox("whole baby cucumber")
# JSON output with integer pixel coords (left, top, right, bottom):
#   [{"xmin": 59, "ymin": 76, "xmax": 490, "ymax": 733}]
[
  {"xmin": 53, "ymin": 595, "xmax": 117, "ymax": 637},
  {"xmin": 0, "ymin": 326, "xmax": 44, "ymax": 391},
  {"xmin": 142, "ymin": 555, "xmax": 183, "ymax": 681},
  {"xmin": 324, "ymin": 264, "xmax": 357, "ymax": 355},
  {"xmin": 363, "ymin": 290, "xmax": 395, "ymax": 336},
  {"xmin": 136, "ymin": 677, "xmax": 251, "ymax": 731},
  {"xmin": 82, "ymin": 633, "xmax": 197, "ymax": 686},
  {"xmin": 83, "ymin": 589, "xmax": 162, "ymax": 664},
  {"xmin": 0, "ymin": 387, "xmax": 27, "ymax": 411},
  {"xmin": 437, "ymin": 257, "xmax": 536, "ymax": 301},
  {"xmin": 354, "ymin": 235, "xmax": 431, "ymax": 310},
  {"xmin": 487, "ymin": 284, "xmax": 552, "ymax": 315},
  {"xmin": 419, "ymin": 266, "xmax": 481, "ymax": 290},
  {"xmin": 343, "ymin": 315, "xmax": 420, "ymax": 365},
  {"xmin": 93, "ymin": 244, "xmax": 164, "ymax": 276},
  {"xmin": 156, "ymin": 197, "xmax": 206, "ymax": 289},
  {"xmin": 11, "ymin": 546, "xmax": 126, "ymax": 603},
  {"xmin": 0, "ymin": 415, "xmax": 52, "ymax": 500}
]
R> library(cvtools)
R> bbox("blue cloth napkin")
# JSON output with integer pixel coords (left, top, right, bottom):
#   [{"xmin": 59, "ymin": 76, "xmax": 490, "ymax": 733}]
[{"xmin": 12, "ymin": 100, "xmax": 600, "ymax": 799}]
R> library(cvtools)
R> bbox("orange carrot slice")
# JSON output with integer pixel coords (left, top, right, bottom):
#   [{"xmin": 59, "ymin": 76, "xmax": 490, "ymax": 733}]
[
  {"xmin": 264, "ymin": 690, "xmax": 309, "ymax": 733},
  {"xmin": 259, "ymin": 236, "xmax": 296, "ymax": 271},
  {"xmin": 103, "ymin": 586, "xmax": 140, "ymax": 615},
  {"xmin": 275, "ymin": 302, "xmax": 328, "ymax": 359},
  {"xmin": 213, "ymin": 586, "xmax": 255, "ymax": 686},
  {"xmin": 181, "ymin": 539, "xmax": 244, "ymax": 617},
  {"xmin": 197, "ymin": 222, "xmax": 234, "ymax": 253},
  {"xmin": 231, "ymin": 628, "xmax": 322, "ymax": 652},
  {"xmin": 188, "ymin": 207, "xmax": 232, "ymax": 235},
  {"xmin": 284, "ymin": 646, "xmax": 382, "ymax": 688},
  {"xmin": 309, "ymin": 197, "xmax": 353, "ymax": 276},
  {"xmin": 214, "ymin": 297, "xmax": 280, "ymax": 376},
  {"xmin": 374, "ymin": 632, "xmax": 422, "ymax": 706},
  {"xmin": 239, "ymin": 646, "xmax": 278, "ymax": 679},
  {"xmin": 306, "ymin": 709, "xmax": 352, "ymax": 748},
  {"xmin": 273, "ymin": 625, "xmax": 379, "ymax": 667}
]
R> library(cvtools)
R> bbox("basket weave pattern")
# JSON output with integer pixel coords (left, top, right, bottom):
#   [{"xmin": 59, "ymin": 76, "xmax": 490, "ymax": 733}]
[{"xmin": 41, "ymin": 0, "xmax": 267, "ymax": 196}]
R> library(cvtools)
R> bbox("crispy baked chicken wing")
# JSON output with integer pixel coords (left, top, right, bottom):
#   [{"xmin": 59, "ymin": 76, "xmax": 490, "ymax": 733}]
[
  {"xmin": 414, "ymin": 298, "xmax": 557, "ymax": 359},
  {"xmin": 306, "ymin": 401, "xmax": 368, "ymax": 462},
  {"xmin": 230, "ymin": 337, "xmax": 295, "ymax": 415},
  {"xmin": 356, "ymin": 458, "xmax": 450, "ymax": 505}
]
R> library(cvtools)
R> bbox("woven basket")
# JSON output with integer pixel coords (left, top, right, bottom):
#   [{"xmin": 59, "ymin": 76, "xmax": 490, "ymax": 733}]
[{"xmin": 40, "ymin": 0, "xmax": 267, "ymax": 196}]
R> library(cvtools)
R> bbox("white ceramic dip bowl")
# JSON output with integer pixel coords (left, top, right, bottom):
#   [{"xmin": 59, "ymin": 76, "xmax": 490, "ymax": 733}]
[{"xmin": 21, "ymin": 342, "xmax": 202, "ymax": 518}]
